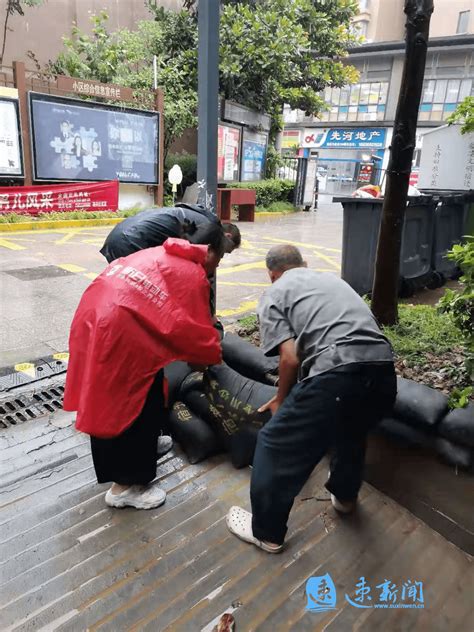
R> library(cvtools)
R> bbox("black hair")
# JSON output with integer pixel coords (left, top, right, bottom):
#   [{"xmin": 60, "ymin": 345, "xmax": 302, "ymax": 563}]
[
  {"xmin": 221, "ymin": 222, "xmax": 241, "ymax": 248},
  {"xmin": 188, "ymin": 222, "xmax": 226, "ymax": 258},
  {"xmin": 265, "ymin": 244, "xmax": 304, "ymax": 271}
]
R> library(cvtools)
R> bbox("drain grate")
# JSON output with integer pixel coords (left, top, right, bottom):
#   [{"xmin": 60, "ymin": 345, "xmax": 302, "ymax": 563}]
[{"xmin": 0, "ymin": 383, "xmax": 65, "ymax": 429}]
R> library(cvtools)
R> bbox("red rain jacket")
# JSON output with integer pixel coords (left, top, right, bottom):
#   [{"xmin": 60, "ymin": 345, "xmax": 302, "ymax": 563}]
[{"xmin": 63, "ymin": 238, "xmax": 221, "ymax": 438}]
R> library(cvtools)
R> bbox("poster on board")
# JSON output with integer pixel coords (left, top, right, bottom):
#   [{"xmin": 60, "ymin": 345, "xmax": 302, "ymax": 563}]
[
  {"xmin": 29, "ymin": 92, "xmax": 159, "ymax": 184},
  {"xmin": 241, "ymin": 130, "xmax": 267, "ymax": 181},
  {"xmin": 218, "ymin": 124, "xmax": 241, "ymax": 182},
  {"xmin": 0, "ymin": 97, "xmax": 24, "ymax": 178}
]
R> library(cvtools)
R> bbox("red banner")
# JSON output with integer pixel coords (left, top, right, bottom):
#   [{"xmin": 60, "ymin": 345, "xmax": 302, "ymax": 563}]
[{"xmin": 0, "ymin": 180, "xmax": 119, "ymax": 215}]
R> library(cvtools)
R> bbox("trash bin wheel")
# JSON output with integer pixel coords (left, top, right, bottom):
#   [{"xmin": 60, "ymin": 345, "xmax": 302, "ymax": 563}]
[
  {"xmin": 399, "ymin": 277, "xmax": 416, "ymax": 298},
  {"xmin": 426, "ymin": 271, "xmax": 445, "ymax": 290}
]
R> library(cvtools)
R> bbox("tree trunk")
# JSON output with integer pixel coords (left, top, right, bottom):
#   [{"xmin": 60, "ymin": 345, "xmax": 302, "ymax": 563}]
[{"xmin": 371, "ymin": 0, "xmax": 434, "ymax": 325}]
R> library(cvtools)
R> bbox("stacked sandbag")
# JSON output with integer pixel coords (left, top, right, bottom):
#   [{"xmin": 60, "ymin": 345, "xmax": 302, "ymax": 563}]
[
  {"xmin": 166, "ymin": 359, "xmax": 276, "ymax": 468},
  {"xmin": 221, "ymin": 333, "xmax": 279, "ymax": 385},
  {"xmin": 374, "ymin": 378, "xmax": 474, "ymax": 470}
]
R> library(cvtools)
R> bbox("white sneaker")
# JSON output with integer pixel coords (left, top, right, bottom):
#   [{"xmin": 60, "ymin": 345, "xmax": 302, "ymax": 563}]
[
  {"xmin": 330, "ymin": 494, "xmax": 356, "ymax": 514},
  {"xmin": 157, "ymin": 435, "xmax": 173, "ymax": 457},
  {"xmin": 105, "ymin": 482, "xmax": 166, "ymax": 509}
]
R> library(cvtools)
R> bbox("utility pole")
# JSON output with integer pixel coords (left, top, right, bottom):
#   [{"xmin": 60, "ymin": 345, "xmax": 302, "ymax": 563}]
[
  {"xmin": 371, "ymin": 0, "xmax": 434, "ymax": 325},
  {"xmin": 196, "ymin": 0, "xmax": 220, "ymax": 213}
]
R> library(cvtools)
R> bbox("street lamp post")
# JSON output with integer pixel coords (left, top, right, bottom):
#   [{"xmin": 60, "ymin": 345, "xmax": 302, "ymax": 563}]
[{"xmin": 197, "ymin": 0, "xmax": 220, "ymax": 214}]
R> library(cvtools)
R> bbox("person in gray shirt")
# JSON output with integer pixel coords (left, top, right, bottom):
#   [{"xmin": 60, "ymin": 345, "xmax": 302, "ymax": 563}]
[{"xmin": 226, "ymin": 244, "xmax": 397, "ymax": 553}]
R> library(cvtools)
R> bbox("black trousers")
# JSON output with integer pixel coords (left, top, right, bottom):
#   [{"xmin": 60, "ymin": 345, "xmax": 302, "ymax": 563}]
[
  {"xmin": 90, "ymin": 371, "xmax": 166, "ymax": 485},
  {"xmin": 251, "ymin": 363, "xmax": 397, "ymax": 545}
]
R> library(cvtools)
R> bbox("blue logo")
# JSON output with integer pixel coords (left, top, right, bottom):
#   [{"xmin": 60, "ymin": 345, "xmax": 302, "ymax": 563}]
[
  {"xmin": 305, "ymin": 573, "xmax": 337, "ymax": 612},
  {"xmin": 306, "ymin": 575, "xmax": 425, "ymax": 614}
]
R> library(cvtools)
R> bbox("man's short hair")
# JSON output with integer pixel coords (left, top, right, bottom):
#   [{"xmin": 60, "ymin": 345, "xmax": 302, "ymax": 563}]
[
  {"xmin": 221, "ymin": 222, "xmax": 241, "ymax": 249},
  {"xmin": 265, "ymin": 244, "xmax": 304, "ymax": 272},
  {"xmin": 189, "ymin": 222, "xmax": 226, "ymax": 259}
]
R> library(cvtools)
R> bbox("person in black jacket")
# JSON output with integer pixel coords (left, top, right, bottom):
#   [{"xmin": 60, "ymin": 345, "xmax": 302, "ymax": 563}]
[{"xmin": 100, "ymin": 203, "xmax": 241, "ymax": 264}]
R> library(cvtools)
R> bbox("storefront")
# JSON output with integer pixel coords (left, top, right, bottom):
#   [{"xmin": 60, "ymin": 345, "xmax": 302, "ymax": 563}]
[{"xmin": 301, "ymin": 127, "xmax": 388, "ymax": 196}]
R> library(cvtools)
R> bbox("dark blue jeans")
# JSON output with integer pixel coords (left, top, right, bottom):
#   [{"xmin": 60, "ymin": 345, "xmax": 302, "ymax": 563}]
[{"xmin": 251, "ymin": 363, "xmax": 397, "ymax": 545}]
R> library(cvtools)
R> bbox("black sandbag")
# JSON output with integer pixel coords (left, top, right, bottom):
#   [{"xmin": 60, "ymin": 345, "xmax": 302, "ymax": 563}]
[
  {"xmin": 392, "ymin": 377, "xmax": 449, "ymax": 431},
  {"xmin": 375, "ymin": 418, "xmax": 473, "ymax": 469},
  {"xmin": 434, "ymin": 437, "xmax": 473, "ymax": 470},
  {"xmin": 438, "ymin": 404, "xmax": 474, "ymax": 448},
  {"xmin": 230, "ymin": 426, "xmax": 259, "ymax": 469},
  {"xmin": 221, "ymin": 333, "xmax": 279, "ymax": 385},
  {"xmin": 375, "ymin": 417, "xmax": 434, "ymax": 448},
  {"xmin": 168, "ymin": 401, "xmax": 221, "ymax": 464},
  {"xmin": 164, "ymin": 362, "xmax": 193, "ymax": 407},
  {"xmin": 179, "ymin": 371, "xmax": 205, "ymax": 400},
  {"xmin": 202, "ymin": 363, "xmax": 277, "ymax": 447}
]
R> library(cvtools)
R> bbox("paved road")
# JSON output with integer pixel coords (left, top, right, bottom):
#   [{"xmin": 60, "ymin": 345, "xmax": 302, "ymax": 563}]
[{"xmin": 0, "ymin": 205, "xmax": 342, "ymax": 367}]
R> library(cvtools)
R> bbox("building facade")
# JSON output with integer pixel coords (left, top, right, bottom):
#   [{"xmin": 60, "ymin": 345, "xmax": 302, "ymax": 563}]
[
  {"xmin": 0, "ymin": 0, "xmax": 182, "ymax": 67},
  {"xmin": 283, "ymin": 0, "xmax": 474, "ymax": 196}
]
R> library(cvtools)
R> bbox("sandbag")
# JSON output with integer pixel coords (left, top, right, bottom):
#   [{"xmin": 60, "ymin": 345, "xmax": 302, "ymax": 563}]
[
  {"xmin": 375, "ymin": 417, "xmax": 433, "ymax": 449},
  {"xmin": 229, "ymin": 426, "xmax": 259, "ymax": 469},
  {"xmin": 168, "ymin": 401, "xmax": 221, "ymax": 464},
  {"xmin": 375, "ymin": 418, "xmax": 473, "ymax": 469},
  {"xmin": 392, "ymin": 377, "xmax": 449, "ymax": 431},
  {"xmin": 434, "ymin": 437, "xmax": 473, "ymax": 470},
  {"xmin": 438, "ymin": 404, "xmax": 474, "ymax": 448},
  {"xmin": 179, "ymin": 371, "xmax": 205, "ymax": 400},
  {"xmin": 202, "ymin": 364, "xmax": 277, "ymax": 447},
  {"xmin": 164, "ymin": 362, "xmax": 193, "ymax": 407},
  {"xmin": 221, "ymin": 333, "xmax": 279, "ymax": 385}
]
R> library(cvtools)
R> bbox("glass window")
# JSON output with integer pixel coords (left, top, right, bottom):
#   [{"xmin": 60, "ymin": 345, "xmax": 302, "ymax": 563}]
[
  {"xmin": 379, "ymin": 83, "xmax": 388, "ymax": 104},
  {"xmin": 359, "ymin": 83, "xmax": 371, "ymax": 105},
  {"xmin": 458, "ymin": 79, "xmax": 472, "ymax": 101},
  {"xmin": 331, "ymin": 87, "xmax": 341, "ymax": 106},
  {"xmin": 457, "ymin": 10, "xmax": 470, "ymax": 34},
  {"xmin": 359, "ymin": 0, "xmax": 369, "ymax": 11},
  {"xmin": 339, "ymin": 86, "xmax": 350, "ymax": 106},
  {"xmin": 350, "ymin": 85, "xmax": 361, "ymax": 105},
  {"xmin": 446, "ymin": 80, "xmax": 460, "ymax": 103},
  {"xmin": 337, "ymin": 110, "xmax": 348, "ymax": 122},
  {"xmin": 433, "ymin": 80, "xmax": 447, "ymax": 103},
  {"xmin": 369, "ymin": 83, "xmax": 380, "ymax": 104},
  {"xmin": 324, "ymin": 86, "xmax": 332, "ymax": 103},
  {"xmin": 357, "ymin": 21, "xmax": 369, "ymax": 37},
  {"xmin": 422, "ymin": 80, "xmax": 435, "ymax": 103}
]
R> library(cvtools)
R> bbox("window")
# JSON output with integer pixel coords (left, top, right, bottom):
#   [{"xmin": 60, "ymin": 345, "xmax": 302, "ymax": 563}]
[
  {"xmin": 359, "ymin": 83, "xmax": 371, "ymax": 105},
  {"xmin": 359, "ymin": 0, "xmax": 369, "ymax": 11},
  {"xmin": 433, "ymin": 79, "xmax": 447, "ymax": 103},
  {"xmin": 422, "ymin": 80, "xmax": 435, "ymax": 103},
  {"xmin": 458, "ymin": 79, "xmax": 472, "ymax": 101},
  {"xmin": 357, "ymin": 20, "xmax": 369, "ymax": 37},
  {"xmin": 446, "ymin": 79, "xmax": 460, "ymax": 103},
  {"xmin": 457, "ymin": 10, "xmax": 470, "ymax": 34}
]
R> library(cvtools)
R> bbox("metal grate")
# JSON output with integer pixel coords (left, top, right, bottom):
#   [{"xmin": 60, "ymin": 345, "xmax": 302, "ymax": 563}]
[{"xmin": 0, "ymin": 383, "xmax": 65, "ymax": 429}]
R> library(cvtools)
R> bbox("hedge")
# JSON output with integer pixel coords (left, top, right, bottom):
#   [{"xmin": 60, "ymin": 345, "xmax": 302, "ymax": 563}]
[{"xmin": 230, "ymin": 179, "xmax": 295, "ymax": 208}]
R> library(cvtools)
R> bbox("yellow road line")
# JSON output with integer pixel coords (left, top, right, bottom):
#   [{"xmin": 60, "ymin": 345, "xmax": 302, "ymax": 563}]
[
  {"xmin": 217, "ymin": 299, "xmax": 258, "ymax": 318},
  {"xmin": 217, "ymin": 260, "xmax": 267, "ymax": 276},
  {"xmin": 0, "ymin": 237, "xmax": 26, "ymax": 250},
  {"xmin": 263, "ymin": 237, "xmax": 340, "ymax": 269},
  {"xmin": 58, "ymin": 263, "xmax": 87, "ymax": 273},
  {"xmin": 84, "ymin": 272, "xmax": 99, "ymax": 280},
  {"xmin": 55, "ymin": 231, "xmax": 81, "ymax": 245}
]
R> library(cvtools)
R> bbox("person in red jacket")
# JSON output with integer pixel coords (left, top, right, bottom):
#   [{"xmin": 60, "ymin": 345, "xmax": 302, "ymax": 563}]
[{"xmin": 64, "ymin": 224, "xmax": 225, "ymax": 510}]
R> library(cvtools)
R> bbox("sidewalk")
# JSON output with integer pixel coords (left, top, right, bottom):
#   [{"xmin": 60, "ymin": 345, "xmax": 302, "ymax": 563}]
[{"xmin": 0, "ymin": 205, "xmax": 343, "ymax": 368}]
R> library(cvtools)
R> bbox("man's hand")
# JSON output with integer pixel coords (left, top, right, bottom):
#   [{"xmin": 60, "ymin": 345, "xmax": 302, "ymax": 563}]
[{"xmin": 258, "ymin": 395, "xmax": 282, "ymax": 415}]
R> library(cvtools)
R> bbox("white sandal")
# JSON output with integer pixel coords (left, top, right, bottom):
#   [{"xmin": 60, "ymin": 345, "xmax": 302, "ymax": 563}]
[{"xmin": 226, "ymin": 506, "xmax": 283, "ymax": 553}]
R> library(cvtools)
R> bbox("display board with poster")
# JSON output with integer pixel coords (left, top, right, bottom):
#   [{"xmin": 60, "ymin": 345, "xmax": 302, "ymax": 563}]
[
  {"xmin": 0, "ymin": 96, "xmax": 24, "ymax": 178},
  {"xmin": 241, "ymin": 130, "xmax": 267, "ymax": 181},
  {"xmin": 218, "ymin": 124, "xmax": 241, "ymax": 182},
  {"xmin": 29, "ymin": 93, "xmax": 159, "ymax": 184}
]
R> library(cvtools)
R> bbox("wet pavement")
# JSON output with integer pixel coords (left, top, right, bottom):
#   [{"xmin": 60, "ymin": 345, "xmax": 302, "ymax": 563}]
[{"xmin": 0, "ymin": 205, "xmax": 342, "ymax": 368}]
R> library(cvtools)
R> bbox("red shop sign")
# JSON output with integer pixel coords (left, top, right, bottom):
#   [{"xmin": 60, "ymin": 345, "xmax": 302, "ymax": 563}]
[{"xmin": 0, "ymin": 180, "xmax": 119, "ymax": 215}]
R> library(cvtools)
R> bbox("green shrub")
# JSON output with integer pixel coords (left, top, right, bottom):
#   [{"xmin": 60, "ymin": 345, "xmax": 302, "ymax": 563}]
[
  {"xmin": 438, "ymin": 240, "xmax": 474, "ymax": 380},
  {"xmin": 230, "ymin": 179, "xmax": 295, "ymax": 208}
]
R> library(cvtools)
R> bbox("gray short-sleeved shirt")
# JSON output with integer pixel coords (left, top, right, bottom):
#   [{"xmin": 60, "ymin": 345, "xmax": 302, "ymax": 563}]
[{"xmin": 258, "ymin": 267, "xmax": 393, "ymax": 380}]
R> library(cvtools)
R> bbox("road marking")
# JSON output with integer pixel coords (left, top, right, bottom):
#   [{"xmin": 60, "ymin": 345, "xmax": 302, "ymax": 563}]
[
  {"xmin": 14, "ymin": 362, "xmax": 36, "ymax": 378},
  {"xmin": 55, "ymin": 231, "xmax": 81, "ymax": 245},
  {"xmin": 217, "ymin": 260, "xmax": 267, "ymax": 276},
  {"xmin": 263, "ymin": 237, "xmax": 340, "ymax": 269},
  {"xmin": 217, "ymin": 300, "xmax": 258, "ymax": 318},
  {"xmin": 84, "ymin": 272, "xmax": 98, "ymax": 280},
  {"xmin": 53, "ymin": 352, "xmax": 69, "ymax": 362},
  {"xmin": 0, "ymin": 237, "xmax": 26, "ymax": 250},
  {"xmin": 58, "ymin": 263, "xmax": 87, "ymax": 273}
]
